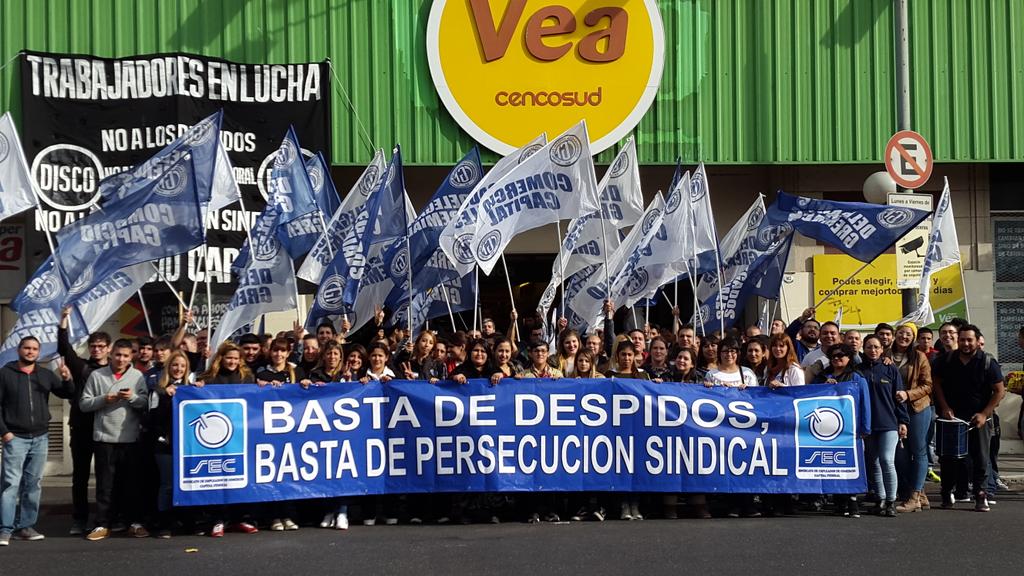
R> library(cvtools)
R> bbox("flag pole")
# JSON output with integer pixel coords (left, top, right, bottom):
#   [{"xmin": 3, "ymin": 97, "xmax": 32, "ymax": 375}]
[
  {"xmin": 317, "ymin": 212, "xmax": 336, "ymax": 261},
  {"xmin": 813, "ymin": 260, "xmax": 873, "ymax": 309},
  {"xmin": 439, "ymin": 281, "xmax": 457, "ymax": 332},
  {"xmin": 204, "ymin": 242, "xmax": 214, "ymax": 334},
  {"xmin": 288, "ymin": 257, "xmax": 303, "ymax": 326},
  {"xmin": 554, "ymin": 220, "xmax": 567, "ymax": 321},
  {"xmin": 472, "ymin": 265, "xmax": 479, "ymax": 333},
  {"xmin": 500, "ymin": 254, "xmax": 517, "ymax": 333},
  {"xmin": 149, "ymin": 263, "xmax": 201, "ymax": 330},
  {"xmin": 137, "ymin": 291, "xmax": 154, "ymax": 337},
  {"xmin": 187, "ymin": 248, "xmax": 201, "ymax": 312},
  {"xmin": 957, "ymin": 260, "xmax": 971, "ymax": 322},
  {"xmin": 236, "ymin": 191, "xmax": 255, "ymax": 248},
  {"xmin": 405, "ymin": 235, "xmax": 413, "ymax": 336}
]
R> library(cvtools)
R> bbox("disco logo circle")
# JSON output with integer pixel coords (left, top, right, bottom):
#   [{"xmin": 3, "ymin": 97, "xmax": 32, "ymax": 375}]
[
  {"xmin": 476, "ymin": 230, "xmax": 502, "ymax": 261},
  {"xmin": 316, "ymin": 275, "xmax": 346, "ymax": 311},
  {"xmin": 796, "ymin": 196, "xmax": 812, "ymax": 208},
  {"xmin": 448, "ymin": 160, "xmax": 480, "ymax": 189},
  {"xmin": 549, "ymin": 134, "xmax": 583, "ymax": 167},
  {"xmin": 25, "ymin": 272, "xmax": 61, "ymax": 305},
  {"xmin": 30, "ymin": 144, "xmax": 105, "ymax": 211},
  {"xmin": 154, "ymin": 165, "xmax": 189, "ymax": 198},
  {"xmin": 453, "ymin": 233, "xmax": 476, "ymax": 264},
  {"xmin": 877, "ymin": 207, "xmax": 914, "ymax": 229}
]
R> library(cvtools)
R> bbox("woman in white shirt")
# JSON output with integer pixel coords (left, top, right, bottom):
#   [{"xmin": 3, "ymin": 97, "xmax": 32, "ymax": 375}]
[
  {"xmin": 766, "ymin": 333, "xmax": 805, "ymax": 388},
  {"xmin": 704, "ymin": 338, "xmax": 758, "ymax": 389}
]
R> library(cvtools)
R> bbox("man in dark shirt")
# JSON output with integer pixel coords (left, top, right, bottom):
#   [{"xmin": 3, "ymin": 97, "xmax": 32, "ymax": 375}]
[
  {"xmin": 57, "ymin": 307, "xmax": 110, "ymax": 535},
  {"xmin": 0, "ymin": 337, "xmax": 74, "ymax": 545},
  {"xmin": 932, "ymin": 324, "xmax": 1005, "ymax": 512}
]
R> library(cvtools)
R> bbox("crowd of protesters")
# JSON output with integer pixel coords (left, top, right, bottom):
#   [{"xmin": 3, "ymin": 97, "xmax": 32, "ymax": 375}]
[{"xmin": 0, "ymin": 297, "xmax": 1018, "ymax": 545}]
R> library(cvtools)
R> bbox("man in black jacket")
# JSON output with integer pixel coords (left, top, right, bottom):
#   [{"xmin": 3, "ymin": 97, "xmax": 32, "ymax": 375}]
[
  {"xmin": 0, "ymin": 336, "xmax": 73, "ymax": 546},
  {"xmin": 57, "ymin": 306, "xmax": 110, "ymax": 535}
]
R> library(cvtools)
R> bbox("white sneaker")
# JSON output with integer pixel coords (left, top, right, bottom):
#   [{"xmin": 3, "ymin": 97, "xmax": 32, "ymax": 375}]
[
  {"xmin": 619, "ymin": 502, "xmax": 633, "ymax": 521},
  {"xmin": 334, "ymin": 513, "xmax": 349, "ymax": 530},
  {"xmin": 385, "ymin": 517, "xmax": 398, "ymax": 525},
  {"xmin": 363, "ymin": 518, "xmax": 376, "ymax": 526},
  {"xmin": 320, "ymin": 514, "xmax": 334, "ymax": 529},
  {"xmin": 630, "ymin": 502, "xmax": 643, "ymax": 521},
  {"xmin": 283, "ymin": 518, "xmax": 299, "ymax": 530}
]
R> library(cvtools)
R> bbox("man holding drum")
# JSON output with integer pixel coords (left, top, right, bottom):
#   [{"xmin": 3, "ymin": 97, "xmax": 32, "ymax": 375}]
[{"xmin": 932, "ymin": 324, "xmax": 1005, "ymax": 512}]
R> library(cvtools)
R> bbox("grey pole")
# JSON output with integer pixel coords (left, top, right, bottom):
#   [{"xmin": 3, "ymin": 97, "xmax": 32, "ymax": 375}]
[{"xmin": 894, "ymin": 0, "xmax": 918, "ymax": 316}]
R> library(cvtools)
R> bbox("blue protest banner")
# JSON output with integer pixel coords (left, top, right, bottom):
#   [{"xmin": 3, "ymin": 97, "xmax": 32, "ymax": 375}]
[{"xmin": 174, "ymin": 380, "xmax": 869, "ymax": 506}]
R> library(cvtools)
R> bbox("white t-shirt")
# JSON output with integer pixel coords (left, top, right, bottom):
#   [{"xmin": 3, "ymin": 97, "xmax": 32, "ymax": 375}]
[
  {"xmin": 801, "ymin": 347, "xmax": 828, "ymax": 369},
  {"xmin": 706, "ymin": 367, "xmax": 759, "ymax": 388},
  {"xmin": 771, "ymin": 363, "xmax": 805, "ymax": 387}
]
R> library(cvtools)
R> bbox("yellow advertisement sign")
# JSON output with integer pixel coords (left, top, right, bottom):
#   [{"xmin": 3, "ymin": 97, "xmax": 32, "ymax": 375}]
[
  {"xmin": 812, "ymin": 254, "xmax": 966, "ymax": 329},
  {"xmin": 425, "ymin": 0, "xmax": 665, "ymax": 154}
]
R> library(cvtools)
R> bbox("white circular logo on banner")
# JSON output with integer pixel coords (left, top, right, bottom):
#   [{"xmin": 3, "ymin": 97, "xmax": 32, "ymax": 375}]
[
  {"xmin": 0, "ymin": 132, "xmax": 10, "ymax": 163},
  {"xmin": 448, "ymin": 160, "xmax": 480, "ymax": 189},
  {"xmin": 877, "ymin": 207, "xmax": 914, "ymax": 229},
  {"xmin": 806, "ymin": 407, "xmax": 844, "ymax": 442},
  {"xmin": 154, "ymin": 165, "xmax": 189, "ymax": 198},
  {"xmin": 25, "ymin": 272, "xmax": 61, "ymax": 305},
  {"xmin": 317, "ymin": 275, "xmax": 347, "ymax": 311},
  {"xmin": 30, "ymin": 144, "xmax": 105, "ymax": 211},
  {"xmin": 67, "ymin": 268, "xmax": 94, "ymax": 297},
  {"xmin": 191, "ymin": 411, "xmax": 234, "ymax": 449},
  {"xmin": 453, "ymin": 233, "xmax": 476, "ymax": 264},
  {"xmin": 183, "ymin": 118, "xmax": 218, "ymax": 147},
  {"xmin": 549, "ymin": 134, "xmax": 583, "ymax": 167},
  {"xmin": 308, "ymin": 164, "xmax": 324, "ymax": 193}
]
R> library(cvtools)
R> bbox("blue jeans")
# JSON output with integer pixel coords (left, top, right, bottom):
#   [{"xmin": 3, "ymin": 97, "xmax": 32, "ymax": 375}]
[
  {"xmin": 866, "ymin": 430, "xmax": 899, "ymax": 502},
  {"xmin": 896, "ymin": 405, "xmax": 933, "ymax": 496},
  {"xmin": 1, "ymin": 434, "xmax": 48, "ymax": 534}
]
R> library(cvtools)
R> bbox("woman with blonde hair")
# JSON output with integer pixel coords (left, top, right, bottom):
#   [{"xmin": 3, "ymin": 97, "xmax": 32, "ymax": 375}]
[
  {"xmin": 891, "ymin": 322, "xmax": 933, "ymax": 512},
  {"xmin": 196, "ymin": 341, "xmax": 253, "ymax": 385},
  {"xmin": 149, "ymin": 351, "xmax": 194, "ymax": 537}
]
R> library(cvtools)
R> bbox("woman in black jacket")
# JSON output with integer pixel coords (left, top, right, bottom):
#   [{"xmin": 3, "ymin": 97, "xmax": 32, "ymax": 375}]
[
  {"xmin": 451, "ymin": 339, "xmax": 496, "ymax": 383},
  {"xmin": 196, "ymin": 342, "xmax": 253, "ymax": 385},
  {"xmin": 149, "ymin": 351, "xmax": 193, "ymax": 538}
]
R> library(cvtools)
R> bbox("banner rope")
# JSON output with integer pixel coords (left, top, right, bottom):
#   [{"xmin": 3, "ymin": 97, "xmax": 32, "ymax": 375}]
[
  {"xmin": 0, "ymin": 53, "xmax": 19, "ymax": 76},
  {"xmin": 326, "ymin": 59, "xmax": 376, "ymax": 157}
]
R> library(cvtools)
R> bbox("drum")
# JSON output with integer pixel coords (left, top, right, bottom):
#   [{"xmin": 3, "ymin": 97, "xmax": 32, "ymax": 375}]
[{"xmin": 935, "ymin": 419, "xmax": 968, "ymax": 459}]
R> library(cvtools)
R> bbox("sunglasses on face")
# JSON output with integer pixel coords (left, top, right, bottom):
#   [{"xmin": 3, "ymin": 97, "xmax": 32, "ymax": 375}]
[{"xmin": 830, "ymin": 353, "xmax": 848, "ymax": 361}]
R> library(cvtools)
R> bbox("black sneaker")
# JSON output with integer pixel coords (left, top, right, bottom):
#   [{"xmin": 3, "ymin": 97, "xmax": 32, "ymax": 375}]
[
  {"xmin": 883, "ymin": 501, "xmax": 897, "ymax": 517},
  {"xmin": 941, "ymin": 492, "xmax": 955, "ymax": 509},
  {"xmin": 975, "ymin": 492, "xmax": 990, "ymax": 512},
  {"xmin": 847, "ymin": 497, "xmax": 861, "ymax": 518}
]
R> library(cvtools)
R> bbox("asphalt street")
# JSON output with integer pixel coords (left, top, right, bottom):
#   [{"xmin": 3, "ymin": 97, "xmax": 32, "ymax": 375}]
[{"xmin": 1, "ymin": 487, "xmax": 1021, "ymax": 576}]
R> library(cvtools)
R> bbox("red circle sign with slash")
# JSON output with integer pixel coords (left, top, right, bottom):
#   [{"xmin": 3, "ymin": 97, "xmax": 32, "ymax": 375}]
[{"xmin": 884, "ymin": 130, "xmax": 933, "ymax": 189}]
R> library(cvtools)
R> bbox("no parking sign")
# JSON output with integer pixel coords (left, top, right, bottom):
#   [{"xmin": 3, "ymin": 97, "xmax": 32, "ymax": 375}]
[{"xmin": 885, "ymin": 130, "xmax": 933, "ymax": 189}]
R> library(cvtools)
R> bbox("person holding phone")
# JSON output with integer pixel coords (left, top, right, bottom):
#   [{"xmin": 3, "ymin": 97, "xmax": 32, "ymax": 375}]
[{"xmin": 79, "ymin": 339, "xmax": 149, "ymax": 541}]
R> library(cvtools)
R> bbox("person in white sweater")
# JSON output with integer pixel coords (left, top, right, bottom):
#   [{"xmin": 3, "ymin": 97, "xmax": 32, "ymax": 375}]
[
  {"xmin": 79, "ymin": 339, "xmax": 149, "ymax": 541},
  {"xmin": 767, "ymin": 334, "xmax": 806, "ymax": 388}
]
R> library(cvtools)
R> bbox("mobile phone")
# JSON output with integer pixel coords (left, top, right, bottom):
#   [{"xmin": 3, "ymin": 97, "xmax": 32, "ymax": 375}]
[{"xmin": 119, "ymin": 387, "xmax": 129, "ymax": 392}]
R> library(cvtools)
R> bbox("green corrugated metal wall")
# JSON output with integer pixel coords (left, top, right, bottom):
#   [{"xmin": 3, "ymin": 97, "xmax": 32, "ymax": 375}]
[{"xmin": 1, "ymin": 0, "xmax": 1022, "ymax": 165}]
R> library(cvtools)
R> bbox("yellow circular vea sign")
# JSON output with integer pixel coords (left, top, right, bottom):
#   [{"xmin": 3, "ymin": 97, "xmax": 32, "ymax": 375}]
[{"xmin": 426, "ymin": 0, "xmax": 664, "ymax": 155}]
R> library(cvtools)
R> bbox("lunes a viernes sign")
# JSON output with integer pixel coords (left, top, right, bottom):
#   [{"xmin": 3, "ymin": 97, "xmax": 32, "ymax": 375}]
[{"xmin": 426, "ymin": 0, "xmax": 664, "ymax": 155}]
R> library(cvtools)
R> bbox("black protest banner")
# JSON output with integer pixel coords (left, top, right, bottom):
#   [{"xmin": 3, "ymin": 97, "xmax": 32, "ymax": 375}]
[{"xmin": 19, "ymin": 50, "xmax": 331, "ymax": 308}]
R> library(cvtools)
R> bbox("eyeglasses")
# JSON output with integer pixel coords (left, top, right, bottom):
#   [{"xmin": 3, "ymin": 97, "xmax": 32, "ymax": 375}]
[{"xmin": 721, "ymin": 349, "xmax": 738, "ymax": 355}]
